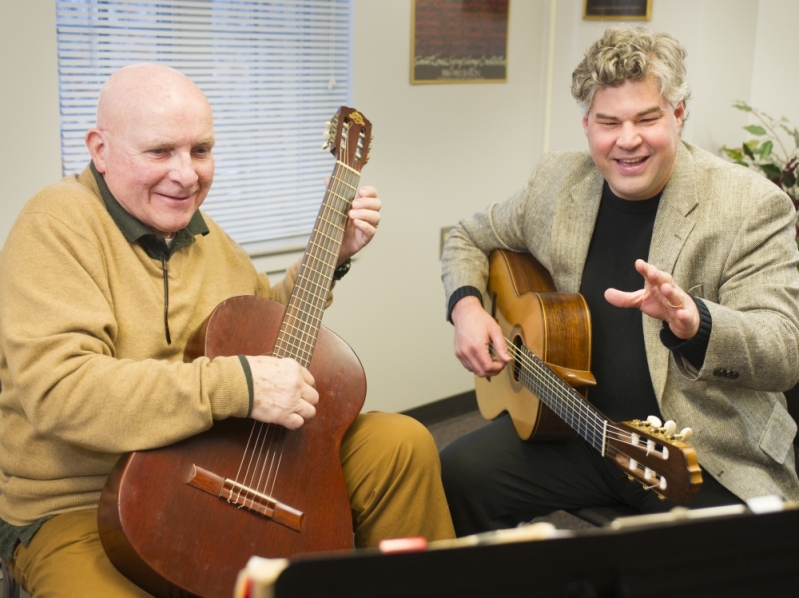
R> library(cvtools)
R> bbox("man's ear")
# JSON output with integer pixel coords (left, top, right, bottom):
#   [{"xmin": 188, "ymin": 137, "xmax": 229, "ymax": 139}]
[
  {"xmin": 85, "ymin": 128, "xmax": 108, "ymax": 173},
  {"xmin": 582, "ymin": 114, "xmax": 589, "ymax": 136},
  {"xmin": 674, "ymin": 101, "xmax": 686, "ymax": 129}
]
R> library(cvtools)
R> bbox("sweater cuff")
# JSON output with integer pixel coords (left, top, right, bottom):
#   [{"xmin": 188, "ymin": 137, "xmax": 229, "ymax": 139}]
[
  {"xmin": 660, "ymin": 295, "xmax": 712, "ymax": 370},
  {"xmin": 447, "ymin": 286, "xmax": 483, "ymax": 323},
  {"xmin": 238, "ymin": 355, "xmax": 254, "ymax": 417}
]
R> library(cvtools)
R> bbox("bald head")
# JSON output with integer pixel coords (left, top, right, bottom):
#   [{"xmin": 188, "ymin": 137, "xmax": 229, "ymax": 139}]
[
  {"xmin": 86, "ymin": 64, "xmax": 215, "ymax": 237},
  {"xmin": 96, "ymin": 64, "xmax": 212, "ymax": 134}
]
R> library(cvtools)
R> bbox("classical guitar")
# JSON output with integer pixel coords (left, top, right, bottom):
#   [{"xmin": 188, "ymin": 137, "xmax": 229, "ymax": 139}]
[
  {"xmin": 98, "ymin": 107, "xmax": 372, "ymax": 598},
  {"xmin": 475, "ymin": 249, "xmax": 703, "ymax": 504}
]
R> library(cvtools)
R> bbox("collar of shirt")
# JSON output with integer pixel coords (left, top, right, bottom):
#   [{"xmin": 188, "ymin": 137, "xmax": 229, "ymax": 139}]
[{"xmin": 90, "ymin": 161, "xmax": 210, "ymax": 261}]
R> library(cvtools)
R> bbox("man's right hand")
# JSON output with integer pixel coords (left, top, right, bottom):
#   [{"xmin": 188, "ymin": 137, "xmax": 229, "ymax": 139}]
[
  {"xmin": 245, "ymin": 356, "xmax": 319, "ymax": 429},
  {"xmin": 451, "ymin": 296, "xmax": 511, "ymax": 378}
]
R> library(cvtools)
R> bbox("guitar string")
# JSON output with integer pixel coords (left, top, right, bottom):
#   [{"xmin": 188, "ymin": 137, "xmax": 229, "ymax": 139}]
[
  {"xmin": 494, "ymin": 339, "xmax": 676, "ymax": 489},
  {"xmin": 263, "ymin": 160, "xmax": 359, "ymax": 500},
  {"xmin": 507, "ymin": 339, "xmax": 673, "ymax": 490},
  {"xmin": 232, "ymin": 137, "xmax": 362, "ymax": 506}
]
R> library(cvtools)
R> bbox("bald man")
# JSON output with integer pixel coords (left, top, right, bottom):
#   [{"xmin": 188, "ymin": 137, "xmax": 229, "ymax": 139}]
[{"xmin": 0, "ymin": 65, "xmax": 454, "ymax": 597}]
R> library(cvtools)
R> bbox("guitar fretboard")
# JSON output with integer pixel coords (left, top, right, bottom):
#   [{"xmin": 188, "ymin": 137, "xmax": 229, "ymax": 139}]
[
  {"xmin": 514, "ymin": 344, "xmax": 610, "ymax": 456},
  {"xmin": 273, "ymin": 161, "xmax": 361, "ymax": 367}
]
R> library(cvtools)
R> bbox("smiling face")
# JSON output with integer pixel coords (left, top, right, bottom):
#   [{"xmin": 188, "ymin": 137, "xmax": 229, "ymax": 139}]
[
  {"xmin": 582, "ymin": 76, "xmax": 684, "ymax": 201},
  {"xmin": 86, "ymin": 65, "xmax": 215, "ymax": 237}
]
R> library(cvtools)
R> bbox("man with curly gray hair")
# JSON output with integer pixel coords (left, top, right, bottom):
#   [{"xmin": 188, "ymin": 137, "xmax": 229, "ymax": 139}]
[{"xmin": 440, "ymin": 26, "xmax": 799, "ymax": 536}]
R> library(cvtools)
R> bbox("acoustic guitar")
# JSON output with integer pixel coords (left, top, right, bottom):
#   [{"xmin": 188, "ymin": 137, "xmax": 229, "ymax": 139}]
[
  {"xmin": 475, "ymin": 249, "xmax": 703, "ymax": 504},
  {"xmin": 98, "ymin": 107, "xmax": 372, "ymax": 598}
]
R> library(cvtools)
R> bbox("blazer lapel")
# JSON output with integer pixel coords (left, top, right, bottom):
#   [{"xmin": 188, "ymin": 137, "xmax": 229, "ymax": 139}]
[
  {"xmin": 551, "ymin": 170, "xmax": 604, "ymax": 293},
  {"xmin": 645, "ymin": 143, "xmax": 698, "ymax": 399}
]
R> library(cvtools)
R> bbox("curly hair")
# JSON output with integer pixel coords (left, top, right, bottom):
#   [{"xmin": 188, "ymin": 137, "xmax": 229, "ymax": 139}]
[{"xmin": 571, "ymin": 27, "xmax": 691, "ymax": 118}]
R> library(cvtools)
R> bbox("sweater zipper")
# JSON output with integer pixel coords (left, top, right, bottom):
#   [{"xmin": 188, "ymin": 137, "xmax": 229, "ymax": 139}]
[{"xmin": 162, "ymin": 258, "xmax": 172, "ymax": 345}]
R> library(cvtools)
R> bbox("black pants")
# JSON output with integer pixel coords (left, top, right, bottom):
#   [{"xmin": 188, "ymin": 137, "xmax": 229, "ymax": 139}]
[{"xmin": 440, "ymin": 414, "xmax": 743, "ymax": 537}]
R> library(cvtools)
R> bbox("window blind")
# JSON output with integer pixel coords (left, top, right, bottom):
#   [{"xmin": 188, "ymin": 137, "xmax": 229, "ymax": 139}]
[{"xmin": 56, "ymin": 0, "xmax": 353, "ymax": 254}]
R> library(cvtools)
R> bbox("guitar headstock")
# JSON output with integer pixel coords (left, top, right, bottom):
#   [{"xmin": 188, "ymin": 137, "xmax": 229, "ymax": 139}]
[
  {"xmin": 608, "ymin": 417, "xmax": 703, "ymax": 504},
  {"xmin": 322, "ymin": 106, "xmax": 372, "ymax": 172}
]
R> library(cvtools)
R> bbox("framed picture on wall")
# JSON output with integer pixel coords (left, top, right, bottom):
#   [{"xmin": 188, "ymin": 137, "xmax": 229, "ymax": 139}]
[
  {"xmin": 583, "ymin": 0, "xmax": 652, "ymax": 21},
  {"xmin": 411, "ymin": 0, "xmax": 509, "ymax": 84}
]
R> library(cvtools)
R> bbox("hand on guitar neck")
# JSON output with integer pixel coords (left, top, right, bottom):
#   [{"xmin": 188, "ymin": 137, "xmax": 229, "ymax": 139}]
[
  {"xmin": 245, "ymin": 355, "xmax": 319, "ymax": 430},
  {"xmin": 336, "ymin": 185, "xmax": 381, "ymax": 264},
  {"xmin": 451, "ymin": 295, "xmax": 511, "ymax": 377}
]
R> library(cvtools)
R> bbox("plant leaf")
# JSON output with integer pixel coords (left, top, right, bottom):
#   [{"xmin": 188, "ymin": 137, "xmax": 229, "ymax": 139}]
[
  {"xmin": 723, "ymin": 147, "xmax": 744, "ymax": 160},
  {"xmin": 744, "ymin": 125, "xmax": 767, "ymax": 136},
  {"xmin": 759, "ymin": 140, "xmax": 774, "ymax": 159},
  {"xmin": 734, "ymin": 160, "xmax": 750, "ymax": 167},
  {"xmin": 732, "ymin": 101, "xmax": 753, "ymax": 112},
  {"xmin": 784, "ymin": 172, "xmax": 796, "ymax": 188},
  {"xmin": 760, "ymin": 163, "xmax": 782, "ymax": 179},
  {"xmin": 743, "ymin": 142, "xmax": 756, "ymax": 159}
]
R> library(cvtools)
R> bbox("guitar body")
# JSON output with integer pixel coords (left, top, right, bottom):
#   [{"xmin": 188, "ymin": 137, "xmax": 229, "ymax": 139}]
[
  {"xmin": 476, "ymin": 249, "xmax": 594, "ymax": 441},
  {"xmin": 99, "ymin": 296, "xmax": 366, "ymax": 598},
  {"xmin": 475, "ymin": 250, "xmax": 702, "ymax": 503}
]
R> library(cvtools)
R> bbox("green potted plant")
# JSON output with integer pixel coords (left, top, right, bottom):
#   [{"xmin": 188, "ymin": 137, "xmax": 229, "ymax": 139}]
[{"xmin": 722, "ymin": 101, "xmax": 799, "ymax": 236}]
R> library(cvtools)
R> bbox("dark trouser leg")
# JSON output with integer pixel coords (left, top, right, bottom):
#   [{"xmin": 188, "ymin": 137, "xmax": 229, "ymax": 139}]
[{"xmin": 440, "ymin": 414, "xmax": 742, "ymax": 536}]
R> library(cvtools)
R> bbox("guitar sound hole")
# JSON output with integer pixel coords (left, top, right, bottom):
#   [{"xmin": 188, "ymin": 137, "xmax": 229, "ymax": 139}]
[{"xmin": 511, "ymin": 336, "xmax": 524, "ymax": 382}]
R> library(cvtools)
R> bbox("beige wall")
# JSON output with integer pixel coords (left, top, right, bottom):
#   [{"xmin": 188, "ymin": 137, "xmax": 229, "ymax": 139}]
[
  {"xmin": 0, "ymin": 1, "xmax": 62, "ymax": 245},
  {"xmin": 2, "ymin": 0, "xmax": 798, "ymax": 413}
]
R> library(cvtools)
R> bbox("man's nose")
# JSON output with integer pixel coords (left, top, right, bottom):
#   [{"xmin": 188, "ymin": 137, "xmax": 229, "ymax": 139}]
[
  {"xmin": 616, "ymin": 123, "xmax": 642, "ymax": 149},
  {"xmin": 168, "ymin": 151, "xmax": 200, "ymax": 186}
]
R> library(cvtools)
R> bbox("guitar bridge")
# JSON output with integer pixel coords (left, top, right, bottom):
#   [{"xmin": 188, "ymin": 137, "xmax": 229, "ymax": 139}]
[{"xmin": 186, "ymin": 464, "xmax": 304, "ymax": 532}]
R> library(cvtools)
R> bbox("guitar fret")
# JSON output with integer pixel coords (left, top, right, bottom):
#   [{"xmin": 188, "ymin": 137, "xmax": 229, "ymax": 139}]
[
  {"xmin": 312, "ymin": 228, "xmax": 344, "ymax": 245},
  {"xmin": 321, "ymin": 205, "xmax": 347, "ymax": 218},
  {"xmin": 296, "ymin": 271, "xmax": 336, "ymax": 292},
  {"xmin": 287, "ymin": 288, "xmax": 328, "ymax": 313},
  {"xmin": 326, "ymin": 189, "xmax": 353, "ymax": 204},
  {"xmin": 307, "ymin": 240, "xmax": 339, "ymax": 257},
  {"xmin": 335, "ymin": 161, "xmax": 360, "ymax": 176},
  {"xmin": 315, "ymin": 216, "xmax": 346, "ymax": 233}
]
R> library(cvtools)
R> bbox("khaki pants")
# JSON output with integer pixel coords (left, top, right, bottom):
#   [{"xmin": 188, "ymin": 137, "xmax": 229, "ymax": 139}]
[{"xmin": 9, "ymin": 412, "xmax": 454, "ymax": 597}]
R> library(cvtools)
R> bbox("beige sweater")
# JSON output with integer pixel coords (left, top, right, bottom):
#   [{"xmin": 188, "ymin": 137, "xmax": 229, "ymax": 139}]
[{"xmin": 0, "ymin": 167, "xmax": 299, "ymax": 525}]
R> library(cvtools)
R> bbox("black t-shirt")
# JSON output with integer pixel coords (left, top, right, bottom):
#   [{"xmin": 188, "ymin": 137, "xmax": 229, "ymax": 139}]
[{"xmin": 578, "ymin": 182, "xmax": 663, "ymax": 422}]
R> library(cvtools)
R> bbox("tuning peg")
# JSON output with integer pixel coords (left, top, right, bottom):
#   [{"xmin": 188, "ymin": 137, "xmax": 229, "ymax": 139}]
[
  {"xmin": 678, "ymin": 427, "xmax": 693, "ymax": 442},
  {"xmin": 323, "ymin": 130, "xmax": 332, "ymax": 140},
  {"xmin": 646, "ymin": 415, "xmax": 662, "ymax": 429},
  {"xmin": 662, "ymin": 420, "xmax": 677, "ymax": 435}
]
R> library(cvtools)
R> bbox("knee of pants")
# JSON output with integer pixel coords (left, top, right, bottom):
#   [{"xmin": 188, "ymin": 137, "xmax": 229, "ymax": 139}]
[{"xmin": 343, "ymin": 411, "xmax": 441, "ymax": 479}]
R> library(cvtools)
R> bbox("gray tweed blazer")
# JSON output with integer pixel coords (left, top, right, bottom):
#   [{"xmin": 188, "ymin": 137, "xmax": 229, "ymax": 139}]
[{"xmin": 441, "ymin": 141, "xmax": 799, "ymax": 502}]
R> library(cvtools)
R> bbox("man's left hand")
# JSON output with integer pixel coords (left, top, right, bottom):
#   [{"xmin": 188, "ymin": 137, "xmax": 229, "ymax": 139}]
[
  {"xmin": 604, "ymin": 259, "xmax": 700, "ymax": 340},
  {"xmin": 338, "ymin": 185, "xmax": 381, "ymax": 264}
]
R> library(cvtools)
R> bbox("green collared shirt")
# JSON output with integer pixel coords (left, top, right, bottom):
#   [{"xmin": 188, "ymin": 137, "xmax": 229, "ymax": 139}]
[{"xmin": 90, "ymin": 161, "xmax": 210, "ymax": 260}]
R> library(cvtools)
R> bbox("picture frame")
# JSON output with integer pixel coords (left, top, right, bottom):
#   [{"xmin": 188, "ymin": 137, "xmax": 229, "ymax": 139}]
[
  {"xmin": 583, "ymin": 0, "xmax": 652, "ymax": 21},
  {"xmin": 411, "ymin": 0, "xmax": 509, "ymax": 84}
]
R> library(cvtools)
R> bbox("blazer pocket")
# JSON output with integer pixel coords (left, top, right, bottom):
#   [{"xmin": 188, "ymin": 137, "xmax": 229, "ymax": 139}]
[{"xmin": 759, "ymin": 401, "xmax": 798, "ymax": 464}]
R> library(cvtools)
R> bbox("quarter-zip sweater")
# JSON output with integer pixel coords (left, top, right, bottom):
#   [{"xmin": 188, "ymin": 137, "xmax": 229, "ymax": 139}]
[{"xmin": 0, "ymin": 164, "xmax": 300, "ymax": 540}]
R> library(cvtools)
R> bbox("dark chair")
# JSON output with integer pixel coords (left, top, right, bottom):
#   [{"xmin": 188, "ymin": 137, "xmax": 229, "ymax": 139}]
[{"xmin": 1, "ymin": 560, "xmax": 20, "ymax": 598}]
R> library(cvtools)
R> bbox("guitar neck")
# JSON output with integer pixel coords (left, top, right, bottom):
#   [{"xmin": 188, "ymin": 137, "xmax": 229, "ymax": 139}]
[
  {"xmin": 273, "ymin": 161, "xmax": 361, "ymax": 367},
  {"xmin": 512, "ymin": 343, "xmax": 612, "ymax": 456}
]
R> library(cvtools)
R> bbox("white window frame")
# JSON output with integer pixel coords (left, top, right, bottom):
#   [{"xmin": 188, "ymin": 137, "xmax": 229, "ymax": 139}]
[{"xmin": 56, "ymin": 0, "xmax": 354, "ymax": 270}]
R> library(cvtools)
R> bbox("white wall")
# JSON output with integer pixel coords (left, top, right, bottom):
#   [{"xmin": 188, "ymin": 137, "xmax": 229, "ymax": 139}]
[
  {"xmin": 546, "ymin": 0, "xmax": 762, "ymax": 153},
  {"xmin": 748, "ymin": 0, "xmax": 799, "ymax": 147},
  {"xmin": 0, "ymin": 1, "xmax": 62, "ymax": 245},
  {"xmin": 322, "ymin": 0, "xmax": 548, "ymax": 412},
  {"xmin": 2, "ymin": 0, "xmax": 797, "ymax": 413}
]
